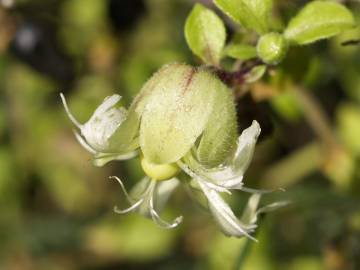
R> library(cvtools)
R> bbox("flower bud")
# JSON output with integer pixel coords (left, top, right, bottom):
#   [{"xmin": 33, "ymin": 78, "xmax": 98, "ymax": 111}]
[
  {"xmin": 256, "ymin": 32, "xmax": 288, "ymax": 65},
  {"xmin": 137, "ymin": 63, "xmax": 227, "ymax": 164},
  {"xmin": 136, "ymin": 63, "xmax": 239, "ymax": 166}
]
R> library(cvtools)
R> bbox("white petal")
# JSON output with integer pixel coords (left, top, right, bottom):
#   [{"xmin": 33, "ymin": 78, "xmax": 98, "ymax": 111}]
[
  {"xmin": 256, "ymin": 201, "xmax": 291, "ymax": 217},
  {"xmin": 130, "ymin": 177, "xmax": 152, "ymax": 200},
  {"xmin": 114, "ymin": 199, "xmax": 144, "ymax": 214},
  {"xmin": 61, "ymin": 93, "xmax": 130, "ymax": 154},
  {"xmin": 232, "ymin": 120, "xmax": 261, "ymax": 175},
  {"xmin": 149, "ymin": 195, "xmax": 183, "ymax": 229},
  {"xmin": 207, "ymin": 167, "xmax": 244, "ymax": 189},
  {"xmin": 109, "ymin": 176, "xmax": 134, "ymax": 203},
  {"xmin": 241, "ymin": 195, "xmax": 290, "ymax": 225},
  {"xmin": 82, "ymin": 106, "xmax": 127, "ymax": 151},
  {"xmin": 197, "ymin": 179, "xmax": 257, "ymax": 241},
  {"xmin": 155, "ymin": 178, "xmax": 180, "ymax": 212},
  {"xmin": 239, "ymin": 186, "xmax": 281, "ymax": 194},
  {"xmin": 92, "ymin": 95, "xmax": 122, "ymax": 116},
  {"xmin": 93, "ymin": 150, "xmax": 139, "ymax": 167},
  {"xmin": 60, "ymin": 93, "xmax": 82, "ymax": 129},
  {"xmin": 73, "ymin": 130, "xmax": 97, "ymax": 154},
  {"xmin": 241, "ymin": 194, "xmax": 261, "ymax": 225},
  {"xmin": 178, "ymin": 161, "xmax": 231, "ymax": 194},
  {"xmin": 110, "ymin": 175, "xmax": 148, "ymax": 215}
]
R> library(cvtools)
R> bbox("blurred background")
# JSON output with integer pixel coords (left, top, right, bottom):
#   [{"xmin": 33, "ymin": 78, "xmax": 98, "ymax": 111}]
[{"xmin": 0, "ymin": 0, "xmax": 360, "ymax": 269}]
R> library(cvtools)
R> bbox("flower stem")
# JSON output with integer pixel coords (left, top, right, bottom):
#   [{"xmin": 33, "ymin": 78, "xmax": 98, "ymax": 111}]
[
  {"xmin": 234, "ymin": 235, "xmax": 254, "ymax": 270},
  {"xmin": 291, "ymin": 86, "xmax": 338, "ymax": 148}
]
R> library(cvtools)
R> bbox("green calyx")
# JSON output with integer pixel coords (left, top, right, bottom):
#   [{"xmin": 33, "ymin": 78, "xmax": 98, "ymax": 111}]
[
  {"xmin": 257, "ymin": 32, "xmax": 288, "ymax": 65},
  {"xmin": 135, "ymin": 63, "xmax": 238, "ymax": 166},
  {"xmin": 140, "ymin": 155, "xmax": 180, "ymax": 181}
]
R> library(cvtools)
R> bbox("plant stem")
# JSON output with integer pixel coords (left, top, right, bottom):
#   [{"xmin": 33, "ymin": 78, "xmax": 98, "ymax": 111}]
[
  {"xmin": 234, "ymin": 237, "xmax": 253, "ymax": 270},
  {"xmin": 292, "ymin": 86, "xmax": 338, "ymax": 148}
]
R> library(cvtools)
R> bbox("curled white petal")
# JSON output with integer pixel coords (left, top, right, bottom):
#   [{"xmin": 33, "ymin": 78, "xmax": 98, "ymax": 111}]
[
  {"xmin": 114, "ymin": 199, "xmax": 144, "ymax": 214},
  {"xmin": 239, "ymin": 186, "xmax": 282, "ymax": 194},
  {"xmin": 73, "ymin": 130, "xmax": 97, "ymax": 154},
  {"xmin": 110, "ymin": 176, "xmax": 134, "ymax": 203},
  {"xmin": 110, "ymin": 175, "xmax": 146, "ymax": 214},
  {"xmin": 149, "ymin": 194, "xmax": 183, "ymax": 229},
  {"xmin": 111, "ymin": 177, "xmax": 182, "ymax": 229},
  {"xmin": 60, "ymin": 93, "xmax": 82, "ymax": 129},
  {"xmin": 255, "ymin": 201, "xmax": 291, "ymax": 217},
  {"xmin": 242, "ymin": 194, "xmax": 290, "ymax": 225}
]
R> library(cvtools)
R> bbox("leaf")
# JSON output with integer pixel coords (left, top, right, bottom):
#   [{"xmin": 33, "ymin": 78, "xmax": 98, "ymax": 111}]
[
  {"xmin": 243, "ymin": 65, "xmax": 267, "ymax": 83},
  {"xmin": 196, "ymin": 80, "xmax": 238, "ymax": 167},
  {"xmin": 185, "ymin": 3, "xmax": 226, "ymax": 65},
  {"xmin": 224, "ymin": 43, "xmax": 257, "ymax": 60},
  {"xmin": 140, "ymin": 64, "xmax": 218, "ymax": 164},
  {"xmin": 284, "ymin": 1, "xmax": 355, "ymax": 45},
  {"xmin": 214, "ymin": 0, "xmax": 272, "ymax": 34}
]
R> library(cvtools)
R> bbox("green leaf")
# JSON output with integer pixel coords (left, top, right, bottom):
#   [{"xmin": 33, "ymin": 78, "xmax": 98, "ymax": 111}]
[
  {"xmin": 214, "ymin": 0, "xmax": 272, "ymax": 34},
  {"xmin": 284, "ymin": 1, "xmax": 355, "ymax": 45},
  {"xmin": 185, "ymin": 3, "xmax": 226, "ymax": 65},
  {"xmin": 196, "ymin": 80, "xmax": 238, "ymax": 167},
  {"xmin": 224, "ymin": 43, "xmax": 257, "ymax": 61},
  {"xmin": 139, "ymin": 64, "xmax": 218, "ymax": 164},
  {"xmin": 243, "ymin": 65, "xmax": 267, "ymax": 83}
]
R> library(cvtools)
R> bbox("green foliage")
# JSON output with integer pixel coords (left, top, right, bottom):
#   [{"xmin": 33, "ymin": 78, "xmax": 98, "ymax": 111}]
[
  {"xmin": 284, "ymin": 1, "xmax": 355, "ymax": 45},
  {"xmin": 243, "ymin": 65, "xmax": 267, "ymax": 83},
  {"xmin": 214, "ymin": 0, "xmax": 273, "ymax": 33},
  {"xmin": 185, "ymin": 3, "xmax": 226, "ymax": 65},
  {"xmin": 224, "ymin": 43, "xmax": 257, "ymax": 61}
]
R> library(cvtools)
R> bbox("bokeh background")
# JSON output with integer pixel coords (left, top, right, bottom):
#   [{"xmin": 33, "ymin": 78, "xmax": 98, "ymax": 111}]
[{"xmin": 0, "ymin": 0, "xmax": 360, "ymax": 269}]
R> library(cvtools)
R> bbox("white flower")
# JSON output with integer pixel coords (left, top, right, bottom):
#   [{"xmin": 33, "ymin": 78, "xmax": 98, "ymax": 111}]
[
  {"xmin": 110, "ymin": 176, "xmax": 183, "ymax": 229},
  {"xmin": 109, "ymin": 120, "xmax": 288, "ymax": 240},
  {"xmin": 60, "ymin": 93, "xmax": 138, "ymax": 166},
  {"xmin": 177, "ymin": 121, "xmax": 288, "ymax": 240}
]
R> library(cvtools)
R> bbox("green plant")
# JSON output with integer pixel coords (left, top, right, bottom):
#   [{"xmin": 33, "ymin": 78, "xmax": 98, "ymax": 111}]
[{"xmin": 61, "ymin": 0, "xmax": 355, "ymax": 242}]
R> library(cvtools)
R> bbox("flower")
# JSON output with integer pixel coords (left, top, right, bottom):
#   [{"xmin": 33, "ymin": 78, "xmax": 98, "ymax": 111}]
[
  {"xmin": 60, "ymin": 93, "xmax": 138, "ymax": 166},
  {"xmin": 62, "ymin": 63, "xmax": 286, "ymax": 239}
]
